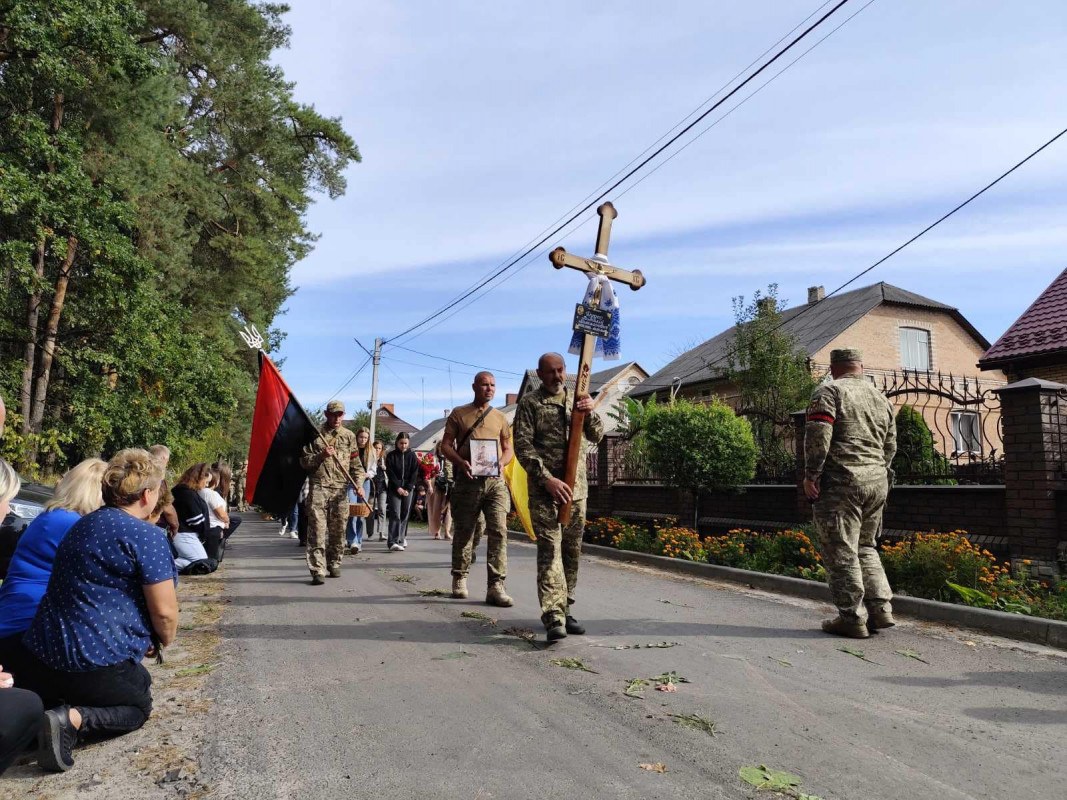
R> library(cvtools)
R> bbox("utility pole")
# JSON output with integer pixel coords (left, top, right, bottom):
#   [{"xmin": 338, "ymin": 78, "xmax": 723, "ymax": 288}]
[{"xmin": 368, "ymin": 337, "xmax": 382, "ymax": 442}]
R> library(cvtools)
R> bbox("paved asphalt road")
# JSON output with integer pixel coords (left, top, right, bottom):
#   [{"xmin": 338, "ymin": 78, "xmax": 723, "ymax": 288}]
[{"xmin": 201, "ymin": 519, "xmax": 1067, "ymax": 800}]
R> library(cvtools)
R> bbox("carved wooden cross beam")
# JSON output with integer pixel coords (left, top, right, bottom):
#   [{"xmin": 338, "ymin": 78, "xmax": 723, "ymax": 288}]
[{"xmin": 549, "ymin": 201, "xmax": 645, "ymax": 525}]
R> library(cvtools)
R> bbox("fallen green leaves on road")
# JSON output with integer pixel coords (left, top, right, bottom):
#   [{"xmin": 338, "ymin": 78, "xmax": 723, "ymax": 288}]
[
  {"xmin": 417, "ymin": 588, "xmax": 450, "ymax": 597},
  {"xmin": 668, "ymin": 713, "xmax": 719, "ymax": 737},
  {"xmin": 174, "ymin": 663, "xmax": 218, "ymax": 677},
  {"xmin": 768, "ymin": 656, "xmax": 793, "ymax": 667},
  {"xmin": 502, "ymin": 627, "xmax": 537, "ymax": 641},
  {"xmin": 895, "ymin": 648, "xmax": 930, "ymax": 664},
  {"xmin": 659, "ymin": 599, "xmax": 695, "ymax": 608},
  {"xmin": 739, "ymin": 765, "xmax": 823, "ymax": 799},
  {"xmin": 624, "ymin": 678, "xmax": 649, "ymax": 698},
  {"xmin": 592, "ymin": 641, "xmax": 682, "ymax": 650},
  {"xmin": 433, "ymin": 651, "xmax": 474, "ymax": 660},
  {"xmin": 392, "ymin": 574, "xmax": 417, "ymax": 583},
  {"xmin": 375, "ymin": 568, "xmax": 393, "ymax": 574},
  {"xmin": 461, "ymin": 611, "xmax": 496, "ymax": 622},
  {"xmin": 650, "ymin": 671, "xmax": 690, "ymax": 686},
  {"xmin": 837, "ymin": 645, "xmax": 880, "ymax": 664},
  {"xmin": 550, "ymin": 657, "xmax": 598, "ymax": 674}
]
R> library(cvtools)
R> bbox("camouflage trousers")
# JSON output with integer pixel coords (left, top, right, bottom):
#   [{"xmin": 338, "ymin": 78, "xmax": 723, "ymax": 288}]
[
  {"xmin": 813, "ymin": 478, "xmax": 893, "ymax": 623},
  {"xmin": 532, "ymin": 496, "xmax": 586, "ymax": 627},
  {"xmin": 451, "ymin": 477, "xmax": 510, "ymax": 585},
  {"xmin": 306, "ymin": 484, "xmax": 348, "ymax": 577}
]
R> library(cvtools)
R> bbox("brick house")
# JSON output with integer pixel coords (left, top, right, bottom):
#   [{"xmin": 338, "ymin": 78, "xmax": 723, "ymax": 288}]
[
  {"xmin": 978, "ymin": 267, "xmax": 1067, "ymax": 383},
  {"xmin": 374, "ymin": 403, "xmax": 419, "ymax": 436},
  {"xmin": 631, "ymin": 281, "xmax": 1006, "ymax": 458}
]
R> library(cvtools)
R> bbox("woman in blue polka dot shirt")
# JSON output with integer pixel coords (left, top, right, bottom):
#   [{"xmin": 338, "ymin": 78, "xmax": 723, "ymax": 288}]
[{"xmin": 3, "ymin": 449, "xmax": 179, "ymax": 772}]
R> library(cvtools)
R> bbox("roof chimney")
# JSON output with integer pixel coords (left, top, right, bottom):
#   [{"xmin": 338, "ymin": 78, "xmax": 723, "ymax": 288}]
[
  {"xmin": 505, "ymin": 393, "xmax": 518, "ymax": 405},
  {"xmin": 808, "ymin": 286, "xmax": 825, "ymax": 305},
  {"xmin": 380, "ymin": 403, "xmax": 394, "ymax": 415}
]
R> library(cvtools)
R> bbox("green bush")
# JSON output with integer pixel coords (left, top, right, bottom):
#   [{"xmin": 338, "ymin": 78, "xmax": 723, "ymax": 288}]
[
  {"xmin": 892, "ymin": 405, "xmax": 954, "ymax": 484},
  {"xmin": 644, "ymin": 398, "xmax": 758, "ymax": 493}
]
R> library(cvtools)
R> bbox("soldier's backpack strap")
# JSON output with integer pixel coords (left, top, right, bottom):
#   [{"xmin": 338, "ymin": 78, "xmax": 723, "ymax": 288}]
[{"xmin": 455, "ymin": 408, "xmax": 492, "ymax": 451}]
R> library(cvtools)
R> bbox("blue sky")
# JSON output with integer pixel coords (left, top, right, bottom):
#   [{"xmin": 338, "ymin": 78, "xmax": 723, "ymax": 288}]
[{"xmin": 269, "ymin": 1, "xmax": 1067, "ymax": 429}]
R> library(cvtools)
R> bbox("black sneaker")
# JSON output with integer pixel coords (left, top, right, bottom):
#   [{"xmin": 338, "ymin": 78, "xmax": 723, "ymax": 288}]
[
  {"xmin": 311, "ymin": 574, "xmax": 325, "ymax": 585},
  {"xmin": 38, "ymin": 706, "xmax": 76, "ymax": 772},
  {"xmin": 565, "ymin": 616, "xmax": 586, "ymax": 635},
  {"xmin": 546, "ymin": 623, "xmax": 568, "ymax": 643}
]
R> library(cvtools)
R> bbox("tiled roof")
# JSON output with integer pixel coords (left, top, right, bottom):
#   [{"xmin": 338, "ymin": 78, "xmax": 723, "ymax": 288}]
[
  {"xmin": 980, "ymin": 268, "xmax": 1067, "ymax": 367},
  {"xmin": 632, "ymin": 282, "xmax": 986, "ymax": 397},
  {"xmin": 520, "ymin": 361, "xmax": 639, "ymax": 397}
]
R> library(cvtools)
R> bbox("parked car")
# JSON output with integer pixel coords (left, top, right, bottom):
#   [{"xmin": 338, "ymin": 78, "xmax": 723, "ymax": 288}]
[{"xmin": 0, "ymin": 479, "xmax": 53, "ymax": 580}]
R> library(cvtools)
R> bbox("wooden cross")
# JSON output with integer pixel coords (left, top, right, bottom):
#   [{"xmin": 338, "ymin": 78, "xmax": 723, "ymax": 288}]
[{"xmin": 549, "ymin": 201, "xmax": 645, "ymax": 525}]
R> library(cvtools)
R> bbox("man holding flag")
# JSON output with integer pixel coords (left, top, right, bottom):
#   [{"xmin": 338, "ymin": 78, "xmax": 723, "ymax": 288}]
[{"xmin": 300, "ymin": 401, "xmax": 365, "ymax": 584}]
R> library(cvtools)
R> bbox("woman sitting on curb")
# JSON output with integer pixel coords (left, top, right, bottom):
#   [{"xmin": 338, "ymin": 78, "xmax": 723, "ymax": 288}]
[{"xmin": 0, "ymin": 458, "xmax": 107, "ymax": 640}]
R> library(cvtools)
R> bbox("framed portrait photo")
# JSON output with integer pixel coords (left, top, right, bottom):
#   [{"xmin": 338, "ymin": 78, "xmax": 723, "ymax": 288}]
[{"xmin": 469, "ymin": 438, "xmax": 501, "ymax": 477}]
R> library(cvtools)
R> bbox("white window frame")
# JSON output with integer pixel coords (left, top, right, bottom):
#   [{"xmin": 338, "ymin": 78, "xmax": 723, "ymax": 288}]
[
  {"xmin": 950, "ymin": 410, "xmax": 981, "ymax": 455},
  {"xmin": 899, "ymin": 327, "xmax": 931, "ymax": 372}
]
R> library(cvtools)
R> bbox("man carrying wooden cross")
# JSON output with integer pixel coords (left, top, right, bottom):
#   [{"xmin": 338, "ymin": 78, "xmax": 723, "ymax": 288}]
[
  {"xmin": 513, "ymin": 353, "xmax": 604, "ymax": 641},
  {"xmin": 514, "ymin": 201, "xmax": 643, "ymax": 642}
]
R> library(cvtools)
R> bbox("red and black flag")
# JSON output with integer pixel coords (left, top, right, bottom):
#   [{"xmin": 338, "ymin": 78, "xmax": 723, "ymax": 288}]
[{"xmin": 245, "ymin": 352, "xmax": 319, "ymax": 515}]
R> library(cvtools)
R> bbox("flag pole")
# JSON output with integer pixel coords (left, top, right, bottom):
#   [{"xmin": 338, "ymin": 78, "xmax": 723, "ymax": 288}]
[{"xmin": 247, "ymin": 335, "xmax": 373, "ymax": 513}]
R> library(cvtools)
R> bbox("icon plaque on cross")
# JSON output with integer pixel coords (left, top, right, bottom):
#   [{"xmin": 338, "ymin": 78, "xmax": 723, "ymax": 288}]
[{"xmin": 549, "ymin": 201, "xmax": 645, "ymax": 524}]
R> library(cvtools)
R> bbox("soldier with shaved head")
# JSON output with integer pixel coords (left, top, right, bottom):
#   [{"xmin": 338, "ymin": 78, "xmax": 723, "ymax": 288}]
[
  {"xmin": 513, "ymin": 352, "xmax": 604, "ymax": 642},
  {"xmin": 441, "ymin": 371, "xmax": 515, "ymax": 606}
]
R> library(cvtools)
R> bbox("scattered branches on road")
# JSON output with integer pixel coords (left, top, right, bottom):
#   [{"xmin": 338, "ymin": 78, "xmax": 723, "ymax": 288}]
[
  {"xmin": 624, "ymin": 678, "xmax": 649, "ymax": 698},
  {"xmin": 668, "ymin": 713, "xmax": 719, "ymax": 737},
  {"xmin": 550, "ymin": 658, "xmax": 598, "ymax": 673},
  {"xmin": 417, "ymin": 588, "xmax": 450, "ymax": 597},
  {"xmin": 895, "ymin": 648, "xmax": 930, "ymax": 664},
  {"xmin": 837, "ymin": 645, "xmax": 880, "ymax": 665}
]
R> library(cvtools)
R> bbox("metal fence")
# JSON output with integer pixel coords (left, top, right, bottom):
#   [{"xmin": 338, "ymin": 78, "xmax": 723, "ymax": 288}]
[
  {"xmin": 875, "ymin": 370, "xmax": 1003, "ymax": 485},
  {"xmin": 1046, "ymin": 389, "xmax": 1067, "ymax": 477},
  {"xmin": 588, "ymin": 370, "xmax": 1005, "ymax": 487}
]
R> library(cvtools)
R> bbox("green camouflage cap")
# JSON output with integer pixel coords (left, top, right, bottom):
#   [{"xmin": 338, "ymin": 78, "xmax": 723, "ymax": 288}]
[
  {"xmin": 830, "ymin": 348, "xmax": 863, "ymax": 364},
  {"xmin": 325, "ymin": 400, "xmax": 345, "ymax": 414}
]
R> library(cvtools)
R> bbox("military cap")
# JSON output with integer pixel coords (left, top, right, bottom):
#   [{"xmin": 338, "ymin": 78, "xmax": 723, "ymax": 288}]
[
  {"xmin": 830, "ymin": 348, "xmax": 863, "ymax": 364},
  {"xmin": 325, "ymin": 400, "xmax": 345, "ymax": 414}
]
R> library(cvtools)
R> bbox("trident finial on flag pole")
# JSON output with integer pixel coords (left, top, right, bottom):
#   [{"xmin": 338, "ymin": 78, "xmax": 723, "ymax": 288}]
[{"xmin": 239, "ymin": 324, "xmax": 264, "ymax": 351}]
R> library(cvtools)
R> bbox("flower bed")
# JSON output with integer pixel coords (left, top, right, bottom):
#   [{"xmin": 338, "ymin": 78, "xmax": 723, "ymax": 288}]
[{"xmin": 582, "ymin": 516, "xmax": 1067, "ymax": 621}]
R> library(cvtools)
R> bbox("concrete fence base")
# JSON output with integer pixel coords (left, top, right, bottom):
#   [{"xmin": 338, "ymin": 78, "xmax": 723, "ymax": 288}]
[{"xmin": 567, "ymin": 538, "xmax": 1067, "ymax": 650}]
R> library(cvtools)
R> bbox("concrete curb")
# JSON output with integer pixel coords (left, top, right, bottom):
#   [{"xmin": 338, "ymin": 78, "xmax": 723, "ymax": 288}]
[{"xmin": 507, "ymin": 531, "xmax": 1067, "ymax": 649}]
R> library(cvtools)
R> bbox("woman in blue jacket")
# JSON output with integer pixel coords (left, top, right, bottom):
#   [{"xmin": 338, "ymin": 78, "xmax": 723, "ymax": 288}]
[{"xmin": 0, "ymin": 458, "xmax": 106, "ymax": 639}]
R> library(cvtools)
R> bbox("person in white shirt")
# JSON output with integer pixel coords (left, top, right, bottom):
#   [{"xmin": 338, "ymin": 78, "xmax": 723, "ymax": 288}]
[{"xmin": 199, "ymin": 468, "xmax": 241, "ymax": 554}]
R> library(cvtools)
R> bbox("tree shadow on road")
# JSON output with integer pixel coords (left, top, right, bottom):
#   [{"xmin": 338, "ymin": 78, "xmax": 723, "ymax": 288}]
[{"xmin": 877, "ymin": 671, "xmax": 1067, "ymax": 697}]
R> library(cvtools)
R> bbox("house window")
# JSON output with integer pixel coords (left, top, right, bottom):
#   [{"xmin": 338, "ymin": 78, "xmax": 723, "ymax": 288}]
[
  {"xmin": 951, "ymin": 411, "xmax": 981, "ymax": 454},
  {"xmin": 899, "ymin": 327, "xmax": 931, "ymax": 371}
]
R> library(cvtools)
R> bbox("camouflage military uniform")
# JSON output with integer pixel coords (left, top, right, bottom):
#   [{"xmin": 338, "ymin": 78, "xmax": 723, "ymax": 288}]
[
  {"xmin": 445, "ymin": 404, "xmax": 512, "ymax": 587},
  {"xmin": 805, "ymin": 364, "xmax": 897, "ymax": 624},
  {"xmin": 300, "ymin": 424, "xmax": 365, "ymax": 579},
  {"xmin": 513, "ymin": 386, "xmax": 604, "ymax": 628},
  {"xmin": 232, "ymin": 462, "xmax": 247, "ymax": 510}
]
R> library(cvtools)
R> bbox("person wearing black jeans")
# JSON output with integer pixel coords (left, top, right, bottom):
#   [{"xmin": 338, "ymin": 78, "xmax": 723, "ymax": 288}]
[
  {"xmin": 385, "ymin": 433, "xmax": 418, "ymax": 551},
  {"xmin": 14, "ymin": 449, "xmax": 178, "ymax": 772},
  {"xmin": 0, "ymin": 683, "xmax": 42, "ymax": 776}
]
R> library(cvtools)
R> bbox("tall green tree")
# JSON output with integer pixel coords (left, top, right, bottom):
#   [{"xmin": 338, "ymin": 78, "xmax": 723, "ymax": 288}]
[
  {"xmin": 722, "ymin": 284, "xmax": 817, "ymax": 478},
  {"xmin": 0, "ymin": 0, "xmax": 359, "ymax": 474}
]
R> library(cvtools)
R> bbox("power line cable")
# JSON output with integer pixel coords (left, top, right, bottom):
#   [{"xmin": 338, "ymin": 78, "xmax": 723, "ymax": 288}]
[
  {"xmin": 325, "ymin": 355, "xmax": 372, "ymax": 403},
  {"xmin": 633, "ymin": 124, "xmax": 1067, "ymax": 392},
  {"xmin": 419, "ymin": 0, "xmax": 838, "ymax": 315},
  {"xmin": 385, "ymin": 342, "xmax": 524, "ymax": 376},
  {"xmin": 382, "ymin": 0, "xmax": 853, "ymax": 345},
  {"xmin": 391, "ymin": 0, "xmax": 872, "ymax": 347}
]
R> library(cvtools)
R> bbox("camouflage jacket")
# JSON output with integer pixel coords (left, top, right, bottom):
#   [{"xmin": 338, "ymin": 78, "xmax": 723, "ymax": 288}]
[
  {"xmin": 513, "ymin": 386, "xmax": 605, "ymax": 502},
  {"xmin": 804, "ymin": 374, "xmax": 897, "ymax": 487},
  {"xmin": 300, "ymin": 425, "xmax": 366, "ymax": 489}
]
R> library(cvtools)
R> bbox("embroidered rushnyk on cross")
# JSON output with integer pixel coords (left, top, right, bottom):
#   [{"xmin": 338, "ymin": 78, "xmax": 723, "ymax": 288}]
[{"xmin": 548, "ymin": 201, "xmax": 645, "ymax": 525}]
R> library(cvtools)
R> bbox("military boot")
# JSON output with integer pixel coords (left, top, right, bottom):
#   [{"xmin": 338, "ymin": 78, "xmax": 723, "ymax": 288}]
[
  {"xmin": 311, "ymin": 574, "xmax": 325, "ymax": 585},
  {"xmin": 866, "ymin": 606, "xmax": 896, "ymax": 631},
  {"xmin": 486, "ymin": 582, "xmax": 513, "ymax": 608},
  {"xmin": 821, "ymin": 616, "xmax": 869, "ymax": 639},
  {"xmin": 546, "ymin": 621, "xmax": 567, "ymax": 643},
  {"xmin": 328, "ymin": 565, "xmax": 341, "ymax": 578},
  {"xmin": 451, "ymin": 576, "xmax": 468, "ymax": 599}
]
